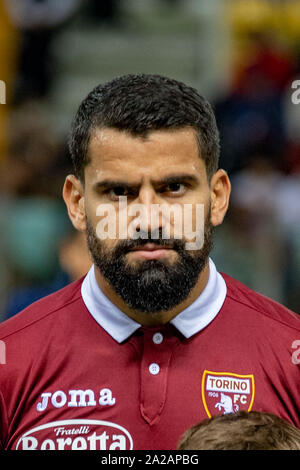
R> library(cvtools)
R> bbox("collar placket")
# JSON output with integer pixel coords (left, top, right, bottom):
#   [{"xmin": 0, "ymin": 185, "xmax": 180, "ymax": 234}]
[{"xmin": 139, "ymin": 326, "xmax": 180, "ymax": 425}]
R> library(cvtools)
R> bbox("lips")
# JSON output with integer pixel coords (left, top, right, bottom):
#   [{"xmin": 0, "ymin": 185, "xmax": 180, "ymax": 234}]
[
  {"xmin": 129, "ymin": 243, "xmax": 172, "ymax": 252},
  {"xmin": 128, "ymin": 243, "xmax": 174, "ymax": 260}
]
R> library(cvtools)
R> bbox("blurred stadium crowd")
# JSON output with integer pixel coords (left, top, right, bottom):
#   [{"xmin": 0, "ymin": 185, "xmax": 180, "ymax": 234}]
[{"xmin": 0, "ymin": 0, "xmax": 299, "ymax": 321}]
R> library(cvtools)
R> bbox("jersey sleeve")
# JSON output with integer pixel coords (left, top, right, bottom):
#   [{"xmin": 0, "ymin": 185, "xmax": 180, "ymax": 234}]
[{"xmin": 0, "ymin": 389, "xmax": 8, "ymax": 449}]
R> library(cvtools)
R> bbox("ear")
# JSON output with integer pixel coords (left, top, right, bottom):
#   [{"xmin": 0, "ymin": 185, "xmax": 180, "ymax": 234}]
[
  {"xmin": 62, "ymin": 175, "xmax": 86, "ymax": 232},
  {"xmin": 209, "ymin": 169, "xmax": 231, "ymax": 227}
]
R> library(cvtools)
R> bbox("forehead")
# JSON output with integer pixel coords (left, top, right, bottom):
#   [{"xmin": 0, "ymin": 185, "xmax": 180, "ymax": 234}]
[{"xmin": 86, "ymin": 126, "xmax": 206, "ymax": 182}]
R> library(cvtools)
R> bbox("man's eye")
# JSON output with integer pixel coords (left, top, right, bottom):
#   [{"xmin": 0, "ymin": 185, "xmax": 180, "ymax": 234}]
[
  {"xmin": 165, "ymin": 183, "xmax": 186, "ymax": 194},
  {"xmin": 108, "ymin": 187, "xmax": 127, "ymax": 198},
  {"xmin": 107, "ymin": 187, "xmax": 136, "ymax": 200}
]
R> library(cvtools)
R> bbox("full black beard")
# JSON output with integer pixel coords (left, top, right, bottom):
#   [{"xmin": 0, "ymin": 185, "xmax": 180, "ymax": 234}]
[{"xmin": 86, "ymin": 217, "xmax": 214, "ymax": 314}]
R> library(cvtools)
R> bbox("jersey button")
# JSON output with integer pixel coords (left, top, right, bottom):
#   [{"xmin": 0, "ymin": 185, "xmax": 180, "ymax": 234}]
[
  {"xmin": 152, "ymin": 332, "xmax": 163, "ymax": 344},
  {"xmin": 149, "ymin": 363, "xmax": 160, "ymax": 375}
]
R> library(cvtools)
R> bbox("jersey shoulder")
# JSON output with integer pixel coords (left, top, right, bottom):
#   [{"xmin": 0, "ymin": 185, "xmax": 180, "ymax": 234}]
[
  {"xmin": 221, "ymin": 272, "xmax": 300, "ymax": 332},
  {"xmin": 0, "ymin": 278, "xmax": 84, "ymax": 340}
]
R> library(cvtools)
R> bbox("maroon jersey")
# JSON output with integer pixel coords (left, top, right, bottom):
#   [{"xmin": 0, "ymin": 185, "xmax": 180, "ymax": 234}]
[{"xmin": 0, "ymin": 263, "xmax": 299, "ymax": 450}]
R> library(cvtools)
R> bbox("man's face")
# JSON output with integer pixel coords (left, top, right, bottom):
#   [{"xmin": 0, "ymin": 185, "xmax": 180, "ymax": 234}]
[{"xmin": 65, "ymin": 127, "xmax": 229, "ymax": 314}]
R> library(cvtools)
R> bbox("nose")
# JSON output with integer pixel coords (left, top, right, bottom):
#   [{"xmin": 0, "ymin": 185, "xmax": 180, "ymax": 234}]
[{"xmin": 130, "ymin": 185, "xmax": 162, "ymax": 237}]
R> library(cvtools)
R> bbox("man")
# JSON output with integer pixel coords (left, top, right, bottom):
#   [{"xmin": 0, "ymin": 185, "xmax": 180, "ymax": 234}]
[{"xmin": 0, "ymin": 74, "xmax": 299, "ymax": 451}]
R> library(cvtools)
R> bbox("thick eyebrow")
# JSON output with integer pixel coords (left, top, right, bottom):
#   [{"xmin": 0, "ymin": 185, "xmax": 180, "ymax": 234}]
[
  {"xmin": 93, "ymin": 174, "xmax": 199, "ymax": 192},
  {"xmin": 157, "ymin": 174, "xmax": 199, "ymax": 187},
  {"xmin": 93, "ymin": 180, "xmax": 140, "ymax": 192}
]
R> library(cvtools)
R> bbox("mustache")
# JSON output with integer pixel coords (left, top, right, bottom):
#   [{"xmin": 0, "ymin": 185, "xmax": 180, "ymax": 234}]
[{"xmin": 112, "ymin": 228, "xmax": 186, "ymax": 256}]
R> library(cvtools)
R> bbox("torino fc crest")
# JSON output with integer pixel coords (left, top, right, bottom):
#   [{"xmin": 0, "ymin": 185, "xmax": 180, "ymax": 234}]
[{"xmin": 201, "ymin": 370, "xmax": 255, "ymax": 418}]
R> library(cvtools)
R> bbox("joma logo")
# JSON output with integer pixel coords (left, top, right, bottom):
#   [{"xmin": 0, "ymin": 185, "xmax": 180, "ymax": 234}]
[{"xmin": 36, "ymin": 388, "xmax": 116, "ymax": 412}]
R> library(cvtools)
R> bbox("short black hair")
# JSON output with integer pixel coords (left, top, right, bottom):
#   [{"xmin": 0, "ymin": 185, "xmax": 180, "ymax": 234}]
[{"xmin": 68, "ymin": 74, "xmax": 220, "ymax": 182}]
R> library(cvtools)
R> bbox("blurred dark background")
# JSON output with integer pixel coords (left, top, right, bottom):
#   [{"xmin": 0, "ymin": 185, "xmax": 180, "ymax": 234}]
[{"xmin": 0, "ymin": 0, "xmax": 299, "ymax": 321}]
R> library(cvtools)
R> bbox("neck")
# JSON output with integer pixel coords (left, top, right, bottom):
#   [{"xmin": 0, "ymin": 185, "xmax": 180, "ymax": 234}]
[{"xmin": 94, "ymin": 260, "xmax": 210, "ymax": 327}]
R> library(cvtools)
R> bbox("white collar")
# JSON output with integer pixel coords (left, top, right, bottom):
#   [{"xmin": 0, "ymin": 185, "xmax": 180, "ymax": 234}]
[{"xmin": 81, "ymin": 258, "xmax": 227, "ymax": 343}]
